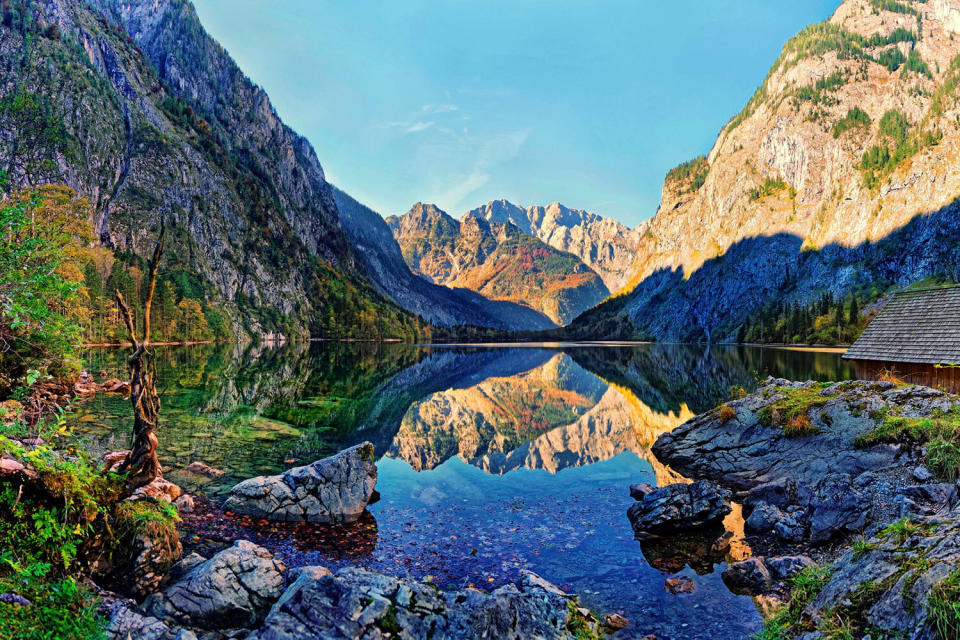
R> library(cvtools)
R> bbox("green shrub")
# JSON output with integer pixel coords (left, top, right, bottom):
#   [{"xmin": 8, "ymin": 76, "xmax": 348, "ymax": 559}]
[
  {"xmin": 666, "ymin": 156, "xmax": 709, "ymax": 193},
  {"xmin": 833, "ymin": 107, "xmax": 871, "ymax": 138},
  {"xmin": 749, "ymin": 177, "xmax": 789, "ymax": 201},
  {"xmin": 877, "ymin": 47, "xmax": 907, "ymax": 72},
  {"xmin": 754, "ymin": 566, "xmax": 832, "ymax": 639},
  {"xmin": 855, "ymin": 406, "xmax": 960, "ymax": 480}
]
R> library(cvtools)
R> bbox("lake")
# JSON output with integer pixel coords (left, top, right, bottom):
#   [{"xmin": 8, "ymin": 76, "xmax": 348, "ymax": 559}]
[{"xmin": 70, "ymin": 342, "xmax": 854, "ymax": 640}]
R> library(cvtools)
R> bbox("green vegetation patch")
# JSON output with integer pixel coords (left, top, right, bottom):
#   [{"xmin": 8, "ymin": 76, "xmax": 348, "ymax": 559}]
[
  {"xmin": 855, "ymin": 406, "xmax": 960, "ymax": 481},
  {"xmin": 879, "ymin": 517, "xmax": 939, "ymax": 544},
  {"xmin": 666, "ymin": 155, "xmax": 709, "ymax": 194},
  {"xmin": 929, "ymin": 567, "xmax": 960, "ymax": 640},
  {"xmin": 832, "ymin": 107, "xmax": 871, "ymax": 138},
  {"xmin": 754, "ymin": 566, "xmax": 832, "ymax": 640},
  {"xmin": 566, "ymin": 602, "xmax": 602, "ymax": 640},
  {"xmin": 860, "ymin": 108, "xmax": 942, "ymax": 189},
  {"xmin": 749, "ymin": 177, "xmax": 792, "ymax": 202},
  {"xmin": 726, "ymin": 21, "xmax": 918, "ymax": 133},
  {"xmin": 757, "ymin": 383, "xmax": 834, "ymax": 437}
]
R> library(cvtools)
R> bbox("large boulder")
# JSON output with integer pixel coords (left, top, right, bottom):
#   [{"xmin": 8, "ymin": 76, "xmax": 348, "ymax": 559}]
[
  {"xmin": 741, "ymin": 473, "xmax": 871, "ymax": 544},
  {"xmin": 248, "ymin": 566, "xmax": 601, "ymax": 640},
  {"xmin": 142, "ymin": 540, "xmax": 285, "ymax": 631},
  {"xmin": 651, "ymin": 380, "xmax": 915, "ymax": 492},
  {"xmin": 627, "ymin": 480, "xmax": 732, "ymax": 538},
  {"xmin": 223, "ymin": 442, "xmax": 377, "ymax": 523}
]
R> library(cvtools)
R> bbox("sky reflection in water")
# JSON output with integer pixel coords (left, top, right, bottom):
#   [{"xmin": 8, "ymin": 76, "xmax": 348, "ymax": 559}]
[{"xmin": 71, "ymin": 342, "xmax": 854, "ymax": 639}]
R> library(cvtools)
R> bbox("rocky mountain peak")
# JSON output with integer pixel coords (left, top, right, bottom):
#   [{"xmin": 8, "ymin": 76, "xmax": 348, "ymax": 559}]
[{"xmin": 574, "ymin": 0, "xmax": 960, "ymax": 341}]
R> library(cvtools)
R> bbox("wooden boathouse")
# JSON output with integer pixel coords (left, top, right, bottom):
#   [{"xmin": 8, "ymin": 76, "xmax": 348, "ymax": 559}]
[{"xmin": 843, "ymin": 284, "xmax": 960, "ymax": 392}]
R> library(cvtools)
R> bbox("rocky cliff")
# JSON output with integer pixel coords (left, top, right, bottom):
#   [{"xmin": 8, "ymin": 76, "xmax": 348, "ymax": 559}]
[
  {"xmin": 335, "ymin": 189, "xmax": 554, "ymax": 330},
  {"xmin": 569, "ymin": 0, "xmax": 960, "ymax": 341},
  {"xmin": 388, "ymin": 203, "xmax": 609, "ymax": 325},
  {"xmin": 464, "ymin": 199, "xmax": 643, "ymax": 292},
  {"xmin": 0, "ymin": 0, "xmax": 420, "ymax": 339}
]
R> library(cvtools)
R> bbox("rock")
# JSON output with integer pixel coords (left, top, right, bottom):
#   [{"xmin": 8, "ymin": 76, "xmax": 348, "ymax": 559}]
[
  {"xmin": 639, "ymin": 528, "xmax": 731, "ymax": 575},
  {"xmin": 806, "ymin": 473, "xmax": 869, "ymax": 544},
  {"xmin": 627, "ymin": 480, "xmax": 732, "ymax": 538},
  {"xmin": 913, "ymin": 465, "xmax": 934, "ymax": 482},
  {"xmin": 602, "ymin": 613, "xmax": 629, "ymax": 632},
  {"xmin": 105, "ymin": 606, "xmax": 197, "ymax": 640},
  {"xmin": 173, "ymin": 494, "xmax": 194, "ymax": 514},
  {"xmin": 111, "ymin": 500, "xmax": 183, "ymax": 599},
  {"xmin": 652, "ymin": 381, "xmax": 907, "ymax": 494},
  {"xmin": 143, "ymin": 540, "xmax": 285, "ymax": 630},
  {"xmin": 722, "ymin": 557, "xmax": 772, "ymax": 594},
  {"xmin": 0, "ymin": 593, "xmax": 31, "ymax": 607},
  {"xmin": 765, "ymin": 555, "xmax": 815, "ymax": 580},
  {"xmin": 803, "ymin": 513, "xmax": 960, "ymax": 638},
  {"xmin": 898, "ymin": 484, "xmax": 959, "ymax": 517},
  {"xmin": 131, "ymin": 478, "xmax": 183, "ymax": 503},
  {"xmin": 223, "ymin": 442, "xmax": 377, "ymax": 524},
  {"xmin": 629, "ymin": 483, "xmax": 655, "ymax": 500},
  {"xmin": 184, "ymin": 461, "xmax": 225, "ymax": 478},
  {"xmin": 248, "ymin": 565, "xmax": 600, "ymax": 640},
  {"xmin": 101, "ymin": 379, "xmax": 131, "ymax": 394},
  {"xmin": 103, "ymin": 450, "xmax": 130, "ymax": 472},
  {"xmin": 664, "ymin": 576, "xmax": 695, "ymax": 594}
]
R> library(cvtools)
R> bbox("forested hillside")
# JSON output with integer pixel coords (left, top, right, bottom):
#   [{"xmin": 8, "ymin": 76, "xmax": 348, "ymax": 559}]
[{"xmin": 0, "ymin": 0, "xmax": 425, "ymax": 343}]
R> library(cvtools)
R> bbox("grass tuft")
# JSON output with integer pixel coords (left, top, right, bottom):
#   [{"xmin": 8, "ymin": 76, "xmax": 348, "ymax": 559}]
[{"xmin": 929, "ymin": 567, "xmax": 960, "ymax": 640}]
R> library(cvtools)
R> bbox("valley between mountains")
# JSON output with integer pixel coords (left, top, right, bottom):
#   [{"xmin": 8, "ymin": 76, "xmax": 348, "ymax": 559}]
[{"xmin": 8, "ymin": 0, "xmax": 960, "ymax": 341}]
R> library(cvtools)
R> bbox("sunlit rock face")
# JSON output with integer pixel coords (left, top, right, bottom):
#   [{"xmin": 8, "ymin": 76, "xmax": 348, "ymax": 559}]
[
  {"xmin": 386, "ymin": 353, "xmax": 694, "ymax": 482},
  {"xmin": 573, "ymin": 0, "xmax": 960, "ymax": 341},
  {"xmin": 387, "ymin": 203, "xmax": 609, "ymax": 325},
  {"xmin": 463, "ymin": 199, "xmax": 643, "ymax": 292}
]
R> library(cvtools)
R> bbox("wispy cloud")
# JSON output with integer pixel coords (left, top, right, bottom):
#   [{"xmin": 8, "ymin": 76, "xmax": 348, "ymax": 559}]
[
  {"xmin": 421, "ymin": 103, "xmax": 459, "ymax": 114},
  {"xmin": 434, "ymin": 129, "xmax": 529, "ymax": 210},
  {"xmin": 404, "ymin": 121, "xmax": 435, "ymax": 134}
]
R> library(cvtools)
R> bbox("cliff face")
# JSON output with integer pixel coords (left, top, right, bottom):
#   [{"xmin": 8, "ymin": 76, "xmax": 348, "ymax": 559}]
[
  {"xmin": 335, "ymin": 189, "xmax": 555, "ymax": 330},
  {"xmin": 388, "ymin": 203, "xmax": 609, "ymax": 325},
  {"xmin": 0, "ymin": 0, "xmax": 417, "ymax": 338},
  {"xmin": 572, "ymin": 0, "xmax": 960, "ymax": 341},
  {"xmin": 464, "ymin": 199, "xmax": 642, "ymax": 292}
]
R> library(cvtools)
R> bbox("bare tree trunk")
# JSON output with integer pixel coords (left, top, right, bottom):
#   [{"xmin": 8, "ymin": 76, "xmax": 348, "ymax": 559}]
[{"xmin": 115, "ymin": 223, "xmax": 165, "ymax": 491}]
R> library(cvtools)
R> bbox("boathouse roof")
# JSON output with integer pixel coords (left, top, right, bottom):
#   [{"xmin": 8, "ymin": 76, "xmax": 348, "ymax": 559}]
[{"xmin": 843, "ymin": 284, "xmax": 960, "ymax": 364}]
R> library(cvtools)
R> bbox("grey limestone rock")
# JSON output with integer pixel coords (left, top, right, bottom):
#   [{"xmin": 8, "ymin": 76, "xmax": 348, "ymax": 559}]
[{"xmin": 223, "ymin": 443, "xmax": 377, "ymax": 524}]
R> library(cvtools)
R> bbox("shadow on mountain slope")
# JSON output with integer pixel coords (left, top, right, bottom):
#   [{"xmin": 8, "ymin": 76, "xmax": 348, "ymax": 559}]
[{"xmin": 560, "ymin": 196, "xmax": 960, "ymax": 342}]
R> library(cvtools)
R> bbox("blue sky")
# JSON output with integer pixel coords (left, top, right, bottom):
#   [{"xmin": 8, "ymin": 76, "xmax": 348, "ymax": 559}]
[{"xmin": 192, "ymin": 0, "xmax": 839, "ymax": 228}]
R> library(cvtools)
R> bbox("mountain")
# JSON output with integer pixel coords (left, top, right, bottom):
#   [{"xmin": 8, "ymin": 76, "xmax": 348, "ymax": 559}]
[
  {"xmin": 0, "ymin": 0, "xmax": 421, "ymax": 340},
  {"xmin": 568, "ymin": 0, "xmax": 960, "ymax": 342},
  {"xmin": 333, "ymin": 188, "xmax": 555, "ymax": 330},
  {"xmin": 387, "ymin": 203, "xmax": 609, "ymax": 325},
  {"xmin": 464, "ymin": 199, "xmax": 643, "ymax": 292}
]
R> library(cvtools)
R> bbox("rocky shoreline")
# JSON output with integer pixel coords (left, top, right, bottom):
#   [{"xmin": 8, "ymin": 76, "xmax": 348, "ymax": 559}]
[
  {"xmin": 643, "ymin": 379, "xmax": 960, "ymax": 638},
  {"xmin": 93, "ymin": 442, "xmax": 605, "ymax": 640},
  {"xmin": 106, "ymin": 540, "xmax": 602, "ymax": 640}
]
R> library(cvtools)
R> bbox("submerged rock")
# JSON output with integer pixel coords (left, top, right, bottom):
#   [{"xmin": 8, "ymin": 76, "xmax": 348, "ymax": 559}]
[
  {"xmin": 627, "ymin": 480, "xmax": 732, "ymax": 538},
  {"xmin": 721, "ymin": 555, "xmax": 814, "ymax": 595},
  {"xmin": 721, "ymin": 557, "xmax": 771, "ymax": 595},
  {"xmin": 223, "ymin": 442, "xmax": 377, "ymax": 523}
]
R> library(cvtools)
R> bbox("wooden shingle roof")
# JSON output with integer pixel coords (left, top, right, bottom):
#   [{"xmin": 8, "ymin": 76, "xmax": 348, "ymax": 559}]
[{"xmin": 844, "ymin": 285, "xmax": 960, "ymax": 364}]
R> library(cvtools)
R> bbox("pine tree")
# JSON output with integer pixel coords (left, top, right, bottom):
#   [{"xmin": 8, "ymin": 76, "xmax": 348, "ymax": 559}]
[{"xmin": 848, "ymin": 295, "xmax": 860, "ymax": 326}]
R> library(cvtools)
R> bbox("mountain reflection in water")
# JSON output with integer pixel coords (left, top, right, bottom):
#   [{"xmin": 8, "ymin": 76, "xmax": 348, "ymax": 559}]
[{"xmin": 71, "ymin": 341, "xmax": 853, "ymax": 640}]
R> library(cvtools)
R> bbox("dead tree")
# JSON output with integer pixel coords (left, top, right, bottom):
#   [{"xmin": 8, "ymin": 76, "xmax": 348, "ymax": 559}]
[{"xmin": 115, "ymin": 222, "xmax": 165, "ymax": 490}]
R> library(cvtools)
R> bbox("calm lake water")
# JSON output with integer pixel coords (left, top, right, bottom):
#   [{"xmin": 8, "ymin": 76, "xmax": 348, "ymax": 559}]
[{"xmin": 71, "ymin": 342, "xmax": 854, "ymax": 640}]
